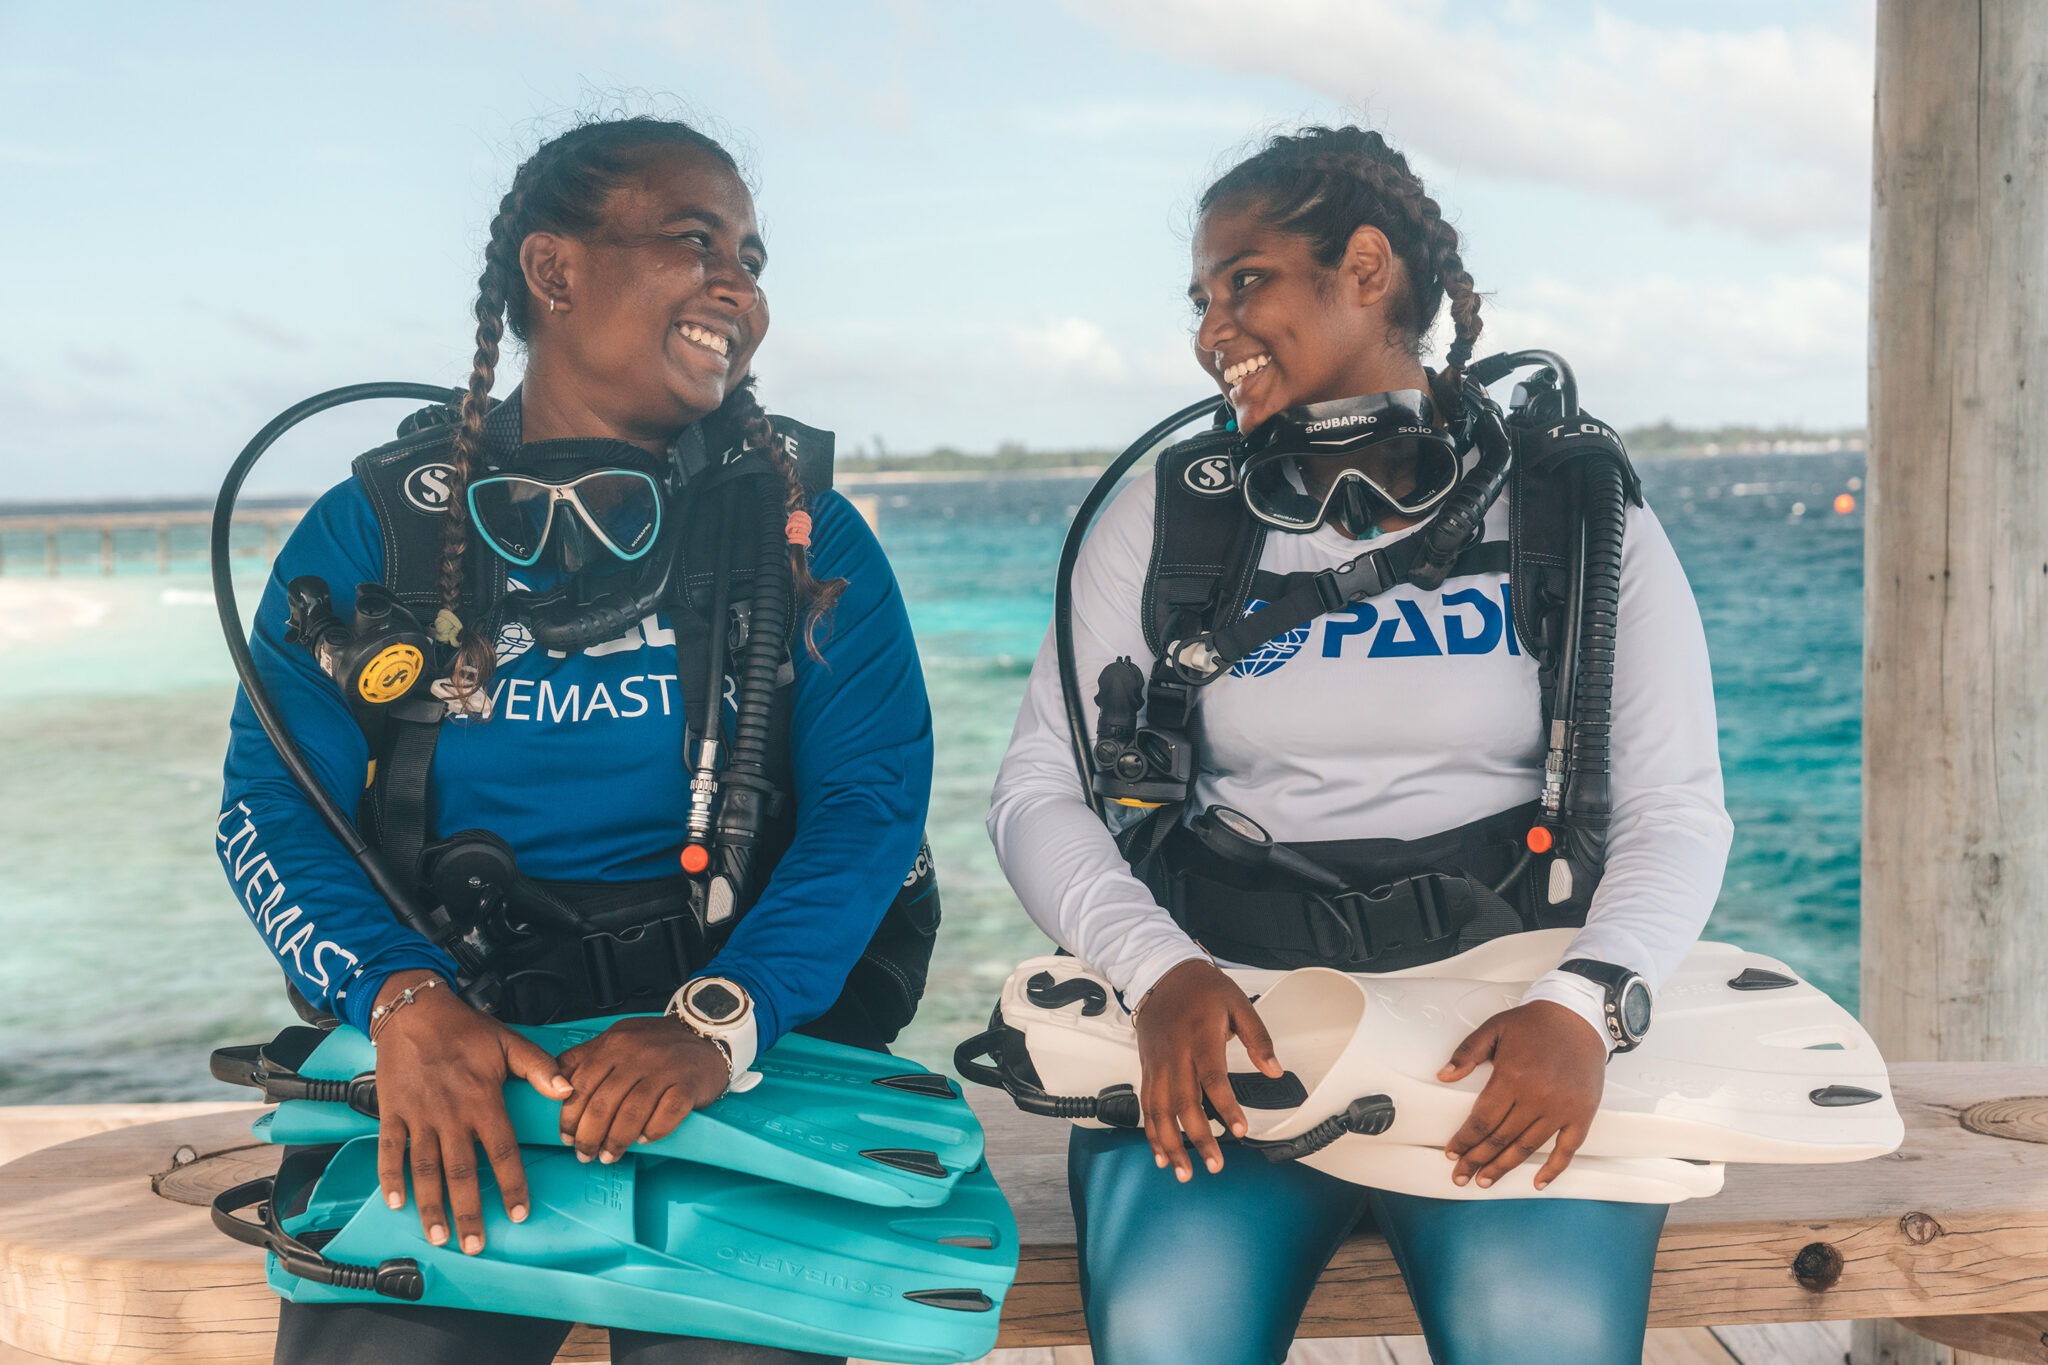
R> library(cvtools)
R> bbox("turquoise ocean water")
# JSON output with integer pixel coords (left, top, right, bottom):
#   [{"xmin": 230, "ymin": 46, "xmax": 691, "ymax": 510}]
[{"xmin": 0, "ymin": 452, "xmax": 1863, "ymax": 1101}]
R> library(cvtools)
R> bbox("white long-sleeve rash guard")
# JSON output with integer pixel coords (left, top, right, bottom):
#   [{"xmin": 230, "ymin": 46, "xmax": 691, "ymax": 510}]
[{"xmin": 988, "ymin": 472, "xmax": 1734, "ymax": 1049}]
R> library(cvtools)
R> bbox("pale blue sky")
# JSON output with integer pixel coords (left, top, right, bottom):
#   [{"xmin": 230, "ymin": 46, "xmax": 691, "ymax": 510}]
[{"xmin": 4, "ymin": 1, "xmax": 1874, "ymax": 500}]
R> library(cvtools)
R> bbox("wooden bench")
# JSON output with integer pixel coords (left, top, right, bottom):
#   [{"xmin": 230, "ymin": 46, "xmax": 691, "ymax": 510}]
[{"xmin": 0, "ymin": 1063, "xmax": 2043, "ymax": 1363}]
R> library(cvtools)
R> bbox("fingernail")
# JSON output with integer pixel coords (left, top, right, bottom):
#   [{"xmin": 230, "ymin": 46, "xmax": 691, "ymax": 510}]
[
  {"xmin": 385, "ymin": 1191, "xmax": 403, "ymax": 1210},
  {"xmin": 559, "ymin": 1132, "xmax": 574, "ymax": 1146},
  {"xmin": 428, "ymin": 1224, "xmax": 448, "ymax": 1245},
  {"xmin": 600, "ymin": 1150, "xmax": 616, "ymax": 1164},
  {"xmin": 576, "ymin": 1150, "xmax": 592, "ymax": 1163},
  {"xmin": 1451, "ymin": 1173, "xmax": 1467, "ymax": 1187},
  {"xmin": 463, "ymin": 1234, "xmax": 482, "ymax": 1255},
  {"xmin": 1154, "ymin": 1154, "xmax": 1167, "ymax": 1169},
  {"xmin": 1207, "ymin": 1157, "xmax": 1222, "ymax": 1173},
  {"xmin": 1443, "ymin": 1149, "xmax": 1457, "ymax": 1160},
  {"xmin": 1231, "ymin": 1123, "xmax": 1246, "ymax": 1138},
  {"xmin": 635, "ymin": 1135, "xmax": 649, "ymax": 1144},
  {"xmin": 1477, "ymin": 1177, "xmax": 1493, "ymax": 1188},
  {"xmin": 510, "ymin": 1204, "xmax": 528, "ymax": 1222}
]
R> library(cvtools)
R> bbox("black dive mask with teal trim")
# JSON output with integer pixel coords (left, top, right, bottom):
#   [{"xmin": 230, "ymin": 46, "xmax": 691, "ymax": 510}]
[
  {"xmin": 481, "ymin": 429, "xmax": 704, "ymax": 653},
  {"xmin": 1239, "ymin": 390, "xmax": 1462, "ymax": 535}
]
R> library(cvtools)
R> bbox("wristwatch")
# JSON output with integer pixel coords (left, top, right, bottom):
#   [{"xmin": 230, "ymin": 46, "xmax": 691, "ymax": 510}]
[
  {"xmin": 1557, "ymin": 959, "xmax": 1652, "ymax": 1052},
  {"xmin": 666, "ymin": 976, "xmax": 759, "ymax": 1082}
]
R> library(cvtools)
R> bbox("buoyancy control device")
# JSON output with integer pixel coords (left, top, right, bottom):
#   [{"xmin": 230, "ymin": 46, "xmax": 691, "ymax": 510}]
[
  {"xmin": 1054, "ymin": 352, "xmax": 1641, "ymax": 971},
  {"xmin": 215, "ymin": 383, "xmax": 939, "ymax": 1039}
]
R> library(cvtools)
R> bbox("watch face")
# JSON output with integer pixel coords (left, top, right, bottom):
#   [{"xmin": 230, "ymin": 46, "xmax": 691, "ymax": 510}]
[
  {"xmin": 1620, "ymin": 980, "xmax": 1653, "ymax": 1040},
  {"xmin": 690, "ymin": 980, "xmax": 743, "ymax": 1024}
]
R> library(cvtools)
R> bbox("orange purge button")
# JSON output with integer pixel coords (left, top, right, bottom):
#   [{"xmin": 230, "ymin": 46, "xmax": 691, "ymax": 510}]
[
  {"xmin": 1526, "ymin": 826, "xmax": 1554, "ymax": 854},
  {"xmin": 680, "ymin": 844, "xmax": 710, "ymax": 874}
]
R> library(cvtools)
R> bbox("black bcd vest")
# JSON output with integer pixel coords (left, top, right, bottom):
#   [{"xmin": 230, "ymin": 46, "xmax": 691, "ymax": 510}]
[
  {"xmin": 1127, "ymin": 422, "xmax": 1635, "ymax": 973},
  {"xmin": 322, "ymin": 407, "xmax": 939, "ymax": 1046}
]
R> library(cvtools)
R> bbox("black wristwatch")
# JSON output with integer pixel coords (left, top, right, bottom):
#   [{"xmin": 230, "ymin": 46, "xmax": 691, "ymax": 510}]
[{"xmin": 1557, "ymin": 959, "xmax": 1652, "ymax": 1052}]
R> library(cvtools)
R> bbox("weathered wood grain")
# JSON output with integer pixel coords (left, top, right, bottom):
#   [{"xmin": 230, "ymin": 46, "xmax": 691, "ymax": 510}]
[{"xmin": 5, "ymin": 1065, "xmax": 2048, "ymax": 1360}]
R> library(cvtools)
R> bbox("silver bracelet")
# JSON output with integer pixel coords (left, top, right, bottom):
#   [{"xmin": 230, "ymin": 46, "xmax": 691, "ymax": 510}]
[{"xmin": 369, "ymin": 977, "xmax": 444, "ymax": 1043}]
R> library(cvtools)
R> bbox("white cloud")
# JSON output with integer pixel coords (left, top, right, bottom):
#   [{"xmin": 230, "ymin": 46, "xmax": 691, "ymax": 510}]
[
  {"xmin": 1474, "ymin": 265, "xmax": 1867, "ymax": 425},
  {"xmin": 1069, "ymin": 0, "xmax": 1874, "ymax": 240},
  {"xmin": 1009, "ymin": 317, "xmax": 1132, "ymax": 381}
]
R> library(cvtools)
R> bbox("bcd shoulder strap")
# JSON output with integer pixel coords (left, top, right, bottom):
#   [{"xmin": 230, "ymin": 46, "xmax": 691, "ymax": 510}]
[{"xmin": 1141, "ymin": 431, "xmax": 1266, "ymax": 657}]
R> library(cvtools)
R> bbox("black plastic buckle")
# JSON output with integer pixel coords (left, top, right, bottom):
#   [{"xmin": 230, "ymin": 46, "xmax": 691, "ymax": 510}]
[
  {"xmin": 1327, "ymin": 550, "xmax": 1394, "ymax": 602},
  {"xmin": 1330, "ymin": 873, "xmax": 1456, "ymax": 962}
]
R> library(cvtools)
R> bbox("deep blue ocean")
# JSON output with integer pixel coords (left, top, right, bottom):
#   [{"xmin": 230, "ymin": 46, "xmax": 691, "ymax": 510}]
[{"xmin": 0, "ymin": 453, "xmax": 1864, "ymax": 1100}]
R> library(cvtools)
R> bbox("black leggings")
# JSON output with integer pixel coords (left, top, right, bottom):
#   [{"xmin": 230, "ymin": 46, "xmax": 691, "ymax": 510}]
[{"xmin": 273, "ymin": 1302, "xmax": 843, "ymax": 1365}]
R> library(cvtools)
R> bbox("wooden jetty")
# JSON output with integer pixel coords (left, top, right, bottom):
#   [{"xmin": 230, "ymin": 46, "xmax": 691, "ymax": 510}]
[{"xmin": 0, "ymin": 509, "xmax": 305, "ymax": 577}]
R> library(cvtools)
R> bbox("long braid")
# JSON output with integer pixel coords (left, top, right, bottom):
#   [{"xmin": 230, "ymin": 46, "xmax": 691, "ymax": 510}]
[
  {"xmin": 434, "ymin": 179, "xmax": 527, "ymax": 701},
  {"xmin": 715, "ymin": 379, "xmax": 846, "ymax": 657},
  {"xmin": 1204, "ymin": 125, "xmax": 1485, "ymax": 419}
]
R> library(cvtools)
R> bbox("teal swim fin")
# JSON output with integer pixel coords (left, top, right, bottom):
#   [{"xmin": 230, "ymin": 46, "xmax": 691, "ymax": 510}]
[
  {"xmin": 213, "ymin": 1018, "xmax": 983, "ymax": 1209},
  {"xmin": 212, "ymin": 1135, "xmax": 1016, "ymax": 1364}
]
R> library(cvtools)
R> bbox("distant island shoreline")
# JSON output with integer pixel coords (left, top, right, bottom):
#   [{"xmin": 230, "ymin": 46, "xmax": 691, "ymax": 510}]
[{"xmin": 0, "ymin": 424, "xmax": 1866, "ymax": 517}]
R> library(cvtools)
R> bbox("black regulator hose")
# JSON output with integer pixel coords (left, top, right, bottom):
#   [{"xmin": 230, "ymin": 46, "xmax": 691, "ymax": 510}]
[
  {"xmin": 1407, "ymin": 395, "xmax": 1513, "ymax": 592},
  {"xmin": 1560, "ymin": 456, "xmax": 1627, "ymax": 862},
  {"xmin": 710, "ymin": 479, "xmax": 795, "ymax": 907},
  {"xmin": 212, "ymin": 381, "xmax": 498, "ymax": 1003},
  {"xmin": 1055, "ymin": 396, "xmax": 1225, "ymax": 816}
]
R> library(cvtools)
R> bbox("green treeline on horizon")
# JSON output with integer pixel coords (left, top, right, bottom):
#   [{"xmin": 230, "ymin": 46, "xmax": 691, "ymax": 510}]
[{"xmin": 838, "ymin": 422, "xmax": 1869, "ymax": 475}]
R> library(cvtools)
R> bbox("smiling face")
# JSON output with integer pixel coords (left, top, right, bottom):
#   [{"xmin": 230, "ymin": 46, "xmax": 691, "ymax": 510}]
[
  {"xmin": 520, "ymin": 143, "xmax": 769, "ymax": 447},
  {"xmin": 1189, "ymin": 197, "xmax": 1424, "ymax": 432}
]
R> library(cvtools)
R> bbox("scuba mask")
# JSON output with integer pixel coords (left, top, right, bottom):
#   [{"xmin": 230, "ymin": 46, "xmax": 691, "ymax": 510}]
[
  {"xmin": 468, "ymin": 440, "xmax": 670, "ymax": 572},
  {"xmin": 1239, "ymin": 390, "xmax": 1463, "ymax": 535},
  {"xmin": 481, "ymin": 430, "xmax": 706, "ymax": 653}
]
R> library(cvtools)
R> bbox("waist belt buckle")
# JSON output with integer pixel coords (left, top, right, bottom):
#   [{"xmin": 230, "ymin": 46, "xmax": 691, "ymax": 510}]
[{"xmin": 1353, "ymin": 872, "xmax": 1454, "ymax": 961}]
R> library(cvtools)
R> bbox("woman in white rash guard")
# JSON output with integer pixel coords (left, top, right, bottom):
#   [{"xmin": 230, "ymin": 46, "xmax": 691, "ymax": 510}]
[{"xmin": 987, "ymin": 126, "xmax": 1731, "ymax": 1365}]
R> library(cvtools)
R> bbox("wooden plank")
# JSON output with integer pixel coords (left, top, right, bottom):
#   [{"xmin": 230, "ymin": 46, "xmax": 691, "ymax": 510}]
[
  {"xmin": 1711, "ymin": 1321, "xmax": 1850, "ymax": 1365},
  {"xmin": 7, "ymin": 1064, "xmax": 2048, "ymax": 1360},
  {"xmin": 981, "ymin": 1062, "xmax": 2048, "ymax": 1342},
  {"xmin": 1898, "ymin": 1313, "xmax": 2048, "ymax": 1363}
]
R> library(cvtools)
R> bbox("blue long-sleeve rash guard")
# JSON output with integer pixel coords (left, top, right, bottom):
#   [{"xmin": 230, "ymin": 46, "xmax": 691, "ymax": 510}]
[{"xmin": 218, "ymin": 479, "xmax": 933, "ymax": 1046}]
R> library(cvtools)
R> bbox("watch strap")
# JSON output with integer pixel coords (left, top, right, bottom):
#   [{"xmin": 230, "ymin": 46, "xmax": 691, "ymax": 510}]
[{"xmin": 1556, "ymin": 958, "xmax": 1648, "ymax": 1050}]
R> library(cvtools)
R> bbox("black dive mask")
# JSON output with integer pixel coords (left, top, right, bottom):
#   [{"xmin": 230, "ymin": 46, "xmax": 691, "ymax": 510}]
[
  {"xmin": 490, "ymin": 429, "xmax": 705, "ymax": 653},
  {"xmin": 1239, "ymin": 390, "xmax": 1462, "ymax": 535}
]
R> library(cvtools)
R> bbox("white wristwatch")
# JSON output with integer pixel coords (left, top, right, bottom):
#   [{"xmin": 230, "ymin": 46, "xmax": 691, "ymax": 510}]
[{"xmin": 667, "ymin": 975, "xmax": 760, "ymax": 1084}]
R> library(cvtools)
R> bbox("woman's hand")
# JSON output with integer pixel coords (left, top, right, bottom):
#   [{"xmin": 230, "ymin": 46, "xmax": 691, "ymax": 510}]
[
  {"xmin": 370, "ymin": 970, "xmax": 573, "ymax": 1255},
  {"xmin": 1132, "ymin": 958, "xmax": 1282, "ymax": 1182},
  {"xmin": 1438, "ymin": 1000, "xmax": 1607, "ymax": 1191},
  {"xmin": 555, "ymin": 1016, "xmax": 732, "ymax": 1164}
]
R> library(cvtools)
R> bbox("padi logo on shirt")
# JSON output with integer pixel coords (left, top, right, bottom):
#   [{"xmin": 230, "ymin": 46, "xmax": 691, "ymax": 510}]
[
  {"xmin": 1229, "ymin": 600, "xmax": 1311, "ymax": 678},
  {"xmin": 1183, "ymin": 455, "xmax": 1236, "ymax": 497},
  {"xmin": 1227, "ymin": 583, "xmax": 1524, "ymax": 678},
  {"xmin": 402, "ymin": 463, "xmax": 457, "ymax": 515}
]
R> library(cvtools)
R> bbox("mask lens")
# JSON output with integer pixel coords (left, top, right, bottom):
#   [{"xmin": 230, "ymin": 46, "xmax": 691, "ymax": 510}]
[
  {"xmin": 1241, "ymin": 456, "xmax": 1328, "ymax": 531},
  {"xmin": 568, "ymin": 471, "xmax": 662, "ymax": 560},
  {"xmin": 468, "ymin": 477, "xmax": 555, "ymax": 565}
]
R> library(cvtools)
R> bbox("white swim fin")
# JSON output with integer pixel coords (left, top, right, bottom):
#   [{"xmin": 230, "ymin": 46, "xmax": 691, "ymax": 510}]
[{"xmin": 958, "ymin": 930, "xmax": 1901, "ymax": 1205}]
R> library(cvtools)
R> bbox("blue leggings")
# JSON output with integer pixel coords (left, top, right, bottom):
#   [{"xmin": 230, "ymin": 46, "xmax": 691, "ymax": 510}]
[{"xmin": 1068, "ymin": 1128, "xmax": 1666, "ymax": 1365}]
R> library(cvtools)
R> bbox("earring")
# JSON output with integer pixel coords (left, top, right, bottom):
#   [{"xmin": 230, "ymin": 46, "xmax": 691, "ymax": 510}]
[{"xmin": 549, "ymin": 297, "xmax": 558, "ymax": 313}]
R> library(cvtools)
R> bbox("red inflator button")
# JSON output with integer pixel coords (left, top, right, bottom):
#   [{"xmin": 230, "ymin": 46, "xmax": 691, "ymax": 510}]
[
  {"xmin": 1526, "ymin": 826, "xmax": 1554, "ymax": 854},
  {"xmin": 680, "ymin": 844, "xmax": 710, "ymax": 874}
]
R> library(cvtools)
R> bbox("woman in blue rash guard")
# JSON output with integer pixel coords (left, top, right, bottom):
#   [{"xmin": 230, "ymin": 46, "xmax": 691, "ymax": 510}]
[
  {"xmin": 988, "ymin": 128, "xmax": 1731, "ymax": 1364},
  {"xmin": 218, "ymin": 116, "xmax": 933, "ymax": 1365}
]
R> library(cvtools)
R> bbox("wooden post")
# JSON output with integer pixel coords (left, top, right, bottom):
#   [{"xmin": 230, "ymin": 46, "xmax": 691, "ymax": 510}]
[{"xmin": 1859, "ymin": 4, "xmax": 2048, "ymax": 1363}]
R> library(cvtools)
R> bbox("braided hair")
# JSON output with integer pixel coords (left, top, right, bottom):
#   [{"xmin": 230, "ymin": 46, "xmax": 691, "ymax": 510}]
[
  {"xmin": 1200, "ymin": 126, "xmax": 1482, "ymax": 420},
  {"xmin": 437, "ymin": 116, "xmax": 838, "ymax": 697}
]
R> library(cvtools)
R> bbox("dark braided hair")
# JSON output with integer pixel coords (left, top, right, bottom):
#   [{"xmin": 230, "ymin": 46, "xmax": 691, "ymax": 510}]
[
  {"xmin": 437, "ymin": 115, "xmax": 838, "ymax": 697},
  {"xmin": 1200, "ymin": 126, "xmax": 1482, "ymax": 420}
]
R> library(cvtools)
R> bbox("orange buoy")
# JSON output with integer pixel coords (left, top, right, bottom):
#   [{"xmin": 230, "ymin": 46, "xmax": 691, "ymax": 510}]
[{"xmin": 1834, "ymin": 493, "xmax": 1856, "ymax": 514}]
